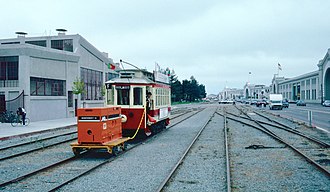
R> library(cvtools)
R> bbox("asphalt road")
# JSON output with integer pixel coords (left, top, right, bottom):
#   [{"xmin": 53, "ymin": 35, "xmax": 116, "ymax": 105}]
[{"xmin": 258, "ymin": 103, "xmax": 330, "ymax": 133}]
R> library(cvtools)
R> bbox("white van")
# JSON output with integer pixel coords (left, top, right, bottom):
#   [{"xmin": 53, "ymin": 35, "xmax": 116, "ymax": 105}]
[{"xmin": 269, "ymin": 94, "xmax": 283, "ymax": 110}]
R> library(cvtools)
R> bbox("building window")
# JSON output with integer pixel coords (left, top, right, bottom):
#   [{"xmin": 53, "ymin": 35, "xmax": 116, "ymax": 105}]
[
  {"xmin": 81, "ymin": 68, "xmax": 103, "ymax": 100},
  {"xmin": 312, "ymin": 89, "xmax": 316, "ymax": 100},
  {"xmin": 26, "ymin": 40, "xmax": 46, "ymax": 47},
  {"xmin": 51, "ymin": 39, "xmax": 73, "ymax": 52},
  {"xmin": 68, "ymin": 91, "xmax": 73, "ymax": 107},
  {"xmin": 306, "ymin": 90, "xmax": 310, "ymax": 100},
  {"xmin": 1, "ymin": 42, "xmax": 19, "ymax": 45},
  {"xmin": 301, "ymin": 90, "xmax": 305, "ymax": 100},
  {"xmin": 312, "ymin": 78, "xmax": 316, "ymax": 85},
  {"xmin": 30, "ymin": 77, "xmax": 66, "ymax": 96},
  {"xmin": 106, "ymin": 72, "xmax": 119, "ymax": 81},
  {"xmin": 0, "ymin": 56, "xmax": 19, "ymax": 87}
]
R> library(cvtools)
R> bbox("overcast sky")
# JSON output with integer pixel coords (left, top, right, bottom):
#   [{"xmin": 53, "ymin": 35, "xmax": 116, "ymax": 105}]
[{"xmin": 1, "ymin": 0, "xmax": 330, "ymax": 94}]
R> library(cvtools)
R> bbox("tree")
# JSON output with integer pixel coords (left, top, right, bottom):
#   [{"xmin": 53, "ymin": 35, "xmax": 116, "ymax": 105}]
[
  {"xmin": 199, "ymin": 84, "xmax": 206, "ymax": 98},
  {"xmin": 71, "ymin": 77, "xmax": 86, "ymax": 110},
  {"xmin": 72, "ymin": 77, "xmax": 85, "ymax": 95},
  {"xmin": 169, "ymin": 70, "xmax": 207, "ymax": 102}
]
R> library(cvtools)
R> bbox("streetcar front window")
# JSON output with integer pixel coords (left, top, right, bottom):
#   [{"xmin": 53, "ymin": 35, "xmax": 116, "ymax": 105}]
[
  {"xmin": 133, "ymin": 87, "xmax": 143, "ymax": 105},
  {"xmin": 116, "ymin": 86, "xmax": 130, "ymax": 105}
]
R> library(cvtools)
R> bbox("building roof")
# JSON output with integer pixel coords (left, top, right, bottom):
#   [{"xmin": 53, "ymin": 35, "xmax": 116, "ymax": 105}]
[{"xmin": 278, "ymin": 70, "xmax": 319, "ymax": 84}]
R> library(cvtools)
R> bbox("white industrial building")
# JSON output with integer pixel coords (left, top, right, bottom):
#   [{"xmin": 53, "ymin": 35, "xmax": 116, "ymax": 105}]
[
  {"xmin": 220, "ymin": 49, "xmax": 330, "ymax": 104},
  {"xmin": 218, "ymin": 87, "xmax": 244, "ymax": 100},
  {"xmin": 0, "ymin": 30, "xmax": 118, "ymax": 121},
  {"xmin": 271, "ymin": 49, "xmax": 330, "ymax": 104},
  {"xmin": 243, "ymin": 83, "xmax": 271, "ymax": 99}
]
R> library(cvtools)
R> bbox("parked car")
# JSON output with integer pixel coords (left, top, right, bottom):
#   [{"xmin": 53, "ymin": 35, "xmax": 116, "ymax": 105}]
[
  {"xmin": 256, "ymin": 99, "xmax": 267, "ymax": 107},
  {"xmin": 296, "ymin": 100, "xmax": 306, "ymax": 106},
  {"xmin": 219, "ymin": 100, "xmax": 235, "ymax": 104},
  {"xmin": 282, "ymin": 100, "xmax": 289, "ymax": 108},
  {"xmin": 250, "ymin": 99, "xmax": 257, "ymax": 105},
  {"xmin": 323, "ymin": 100, "xmax": 330, "ymax": 107}
]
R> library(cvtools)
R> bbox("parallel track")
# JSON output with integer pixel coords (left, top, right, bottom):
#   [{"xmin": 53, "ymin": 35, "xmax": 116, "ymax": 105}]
[
  {"xmin": 0, "ymin": 130, "xmax": 76, "ymax": 151},
  {"xmin": 0, "ymin": 107, "xmax": 205, "ymax": 191},
  {"xmin": 226, "ymin": 110, "xmax": 330, "ymax": 148},
  {"xmin": 223, "ymin": 107, "xmax": 231, "ymax": 192},
  {"xmin": 218, "ymin": 106, "xmax": 330, "ymax": 177},
  {"xmin": 0, "ymin": 136, "xmax": 77, "ymax": 161},
  {"xmin": 156, "ymin": 109, "xmax": 217, "ymax": 192}
]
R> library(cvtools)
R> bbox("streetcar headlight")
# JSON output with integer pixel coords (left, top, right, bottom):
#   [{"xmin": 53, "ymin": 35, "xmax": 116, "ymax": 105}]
[{"xmin": 121, "ymin": 114, "xmax": 127, "ymax": 123}]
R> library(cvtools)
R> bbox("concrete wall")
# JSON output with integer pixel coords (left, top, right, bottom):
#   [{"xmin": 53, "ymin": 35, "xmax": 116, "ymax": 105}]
[
  {"xmin": 30, "ymin": 57, "xmax": 66, "ymax": 79},
  {"xmin": 30, "ymin": 97, "xmax": 67, "ymax": 121}
]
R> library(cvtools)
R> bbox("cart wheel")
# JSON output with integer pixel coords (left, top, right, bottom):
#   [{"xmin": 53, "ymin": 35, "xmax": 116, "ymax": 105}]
[
  {"xmin": 122, "ymin": 142, "xmax": 128, "ymax": 151},
  {"xmin": 73, "ymin": 148, "xmax": 81, "ymax": 156},
  {"xmin": 112, "ymin": 146, "xmax": 119, "ymax": 156}
]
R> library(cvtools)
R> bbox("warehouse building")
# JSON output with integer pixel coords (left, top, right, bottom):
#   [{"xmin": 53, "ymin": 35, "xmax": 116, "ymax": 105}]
[
  {"xmin": 271, "ymin": 49, "xmax": 330, "ymax": 104},
  {"xmin": 0, "ymin": 30, "xmax": 118, "ymax": 121}
]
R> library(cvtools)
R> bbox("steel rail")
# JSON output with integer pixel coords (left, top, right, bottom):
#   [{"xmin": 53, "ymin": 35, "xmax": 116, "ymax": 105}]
[
  {"xmin": 217, "ymin": 108, "xmax": 330, "ymax": 177},
  {"xmin": 252, "ymin": 108, "xmax": 330, "ymax": 147},
  {"xmin": 223, "ymin": 108, "xmax": 231, "ymax": 192},
  {"xmin": 226, "ymin": 110, "xmax": 330, "ymax": 148},
  {"xmin": 1, "ymin": 107, "xmax": 205, "ymax": 191},
  {"xmin": 0, "ymin": 137, "xmax": 77, "ymax": 161},
  {"xmin": 48, "ymin": 107, "xmax": 206, "ymax": 191},
  {"xmin": 156, "ymin": 109, "xmax": 215, "ymax": 192},
  {"xmin": 0, "ymin": 156, "xmax": 78, "ymax": 188},
  {"xmin": 0, "ymin": 130, "xmax": 77, "ymax": 151},
  {"xmin": 47, "ymin": 144, "xmax": 143, "ymax": 192}
]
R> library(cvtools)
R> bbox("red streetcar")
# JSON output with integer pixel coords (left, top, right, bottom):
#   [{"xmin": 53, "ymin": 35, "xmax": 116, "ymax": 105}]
[{"xmin": 105, "ymin": 68, "xmax": 171, "ymax": 137}]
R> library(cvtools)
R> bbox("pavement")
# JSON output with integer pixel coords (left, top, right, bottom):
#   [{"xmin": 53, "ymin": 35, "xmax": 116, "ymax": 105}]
[{"xmin": 0, "ymin": 117, "xmax": 77, "ymax": 140}]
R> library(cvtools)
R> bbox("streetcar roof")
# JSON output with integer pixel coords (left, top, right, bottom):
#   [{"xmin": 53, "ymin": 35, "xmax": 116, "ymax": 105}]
[{"xmin": 105, "ymin": 77, "xmax": 154, "ymax": 85}]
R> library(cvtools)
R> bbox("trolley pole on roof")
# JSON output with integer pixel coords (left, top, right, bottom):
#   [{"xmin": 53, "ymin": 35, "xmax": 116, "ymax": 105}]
[{"xmin": 120, "ymin": 59, "xmax": 142, "ymax": 71}]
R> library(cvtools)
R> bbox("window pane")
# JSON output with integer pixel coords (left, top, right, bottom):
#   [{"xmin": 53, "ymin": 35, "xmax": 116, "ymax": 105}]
[
  {"xmin": 37, "ymin": 81, "xmax": 45, "ymax": 95},
  {"xmin": 107, "ymin": 87, "xmax": 114, "ymax": 105},
  {"xmin": 30, "ymin": 78, "xmax": 36, "ymax": 95},
  {"xmin": 30, "ymin": 77, "xmax": 65, "ymax": 96},
  {"xmin": 0, "ymin": 61, "xmax": 5, "ymax": 80},
  {"xmin": 117, "ymin": 87, "xmax": 130, "ymax": 105},
  {"xmin": 63, "ymin": 39, "xmax": 73, "ymax": 52},
  {"xmin": 68, "ymin": 91, "xmax": 73, "ymax": 107},
  {"xmin": 45, "ymin": 80, "xmax": 52, "ymax": 95},
  {"xmin": 133, "ymin": 87, "xmax": 143, "ymax": 105},
  {"xmin": 80, "ymin": 68, "xmax": 103, "ymax": 100},
  {"xmin": 51, "ymin": 39, "xmax": 73, "ymax": 52},
  {"xmin": 26, "ymin": 40, "xmax": 46, "ymax": 47},
  {"xmin": 51, "ymin": 40, "xmax": 63, "ymax": 50}
]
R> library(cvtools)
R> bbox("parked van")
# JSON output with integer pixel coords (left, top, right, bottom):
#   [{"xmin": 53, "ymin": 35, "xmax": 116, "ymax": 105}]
[{"xmin": 269, "ymin": 94, "xmax": 283, "ymax": 110}]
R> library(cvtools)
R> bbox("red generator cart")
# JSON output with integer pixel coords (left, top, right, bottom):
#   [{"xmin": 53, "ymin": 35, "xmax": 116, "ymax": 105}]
[{"xmin": 71, "ymin": 107, "xmax": 130, "ymax": 155}]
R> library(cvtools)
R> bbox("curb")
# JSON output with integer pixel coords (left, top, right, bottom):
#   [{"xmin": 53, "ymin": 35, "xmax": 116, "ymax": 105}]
[{"xmin": 0, "ymin": 124, "xmax": 77, "ymax": 141}]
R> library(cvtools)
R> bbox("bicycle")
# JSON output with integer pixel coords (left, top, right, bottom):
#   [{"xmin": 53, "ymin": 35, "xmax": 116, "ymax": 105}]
[
  {"xmin": 11, "ymin": 115, "xmax": 30, "ymax": 127},
  {"xmin": 0, "ymin": 111, "xmax": 16, "ymax": 123}
]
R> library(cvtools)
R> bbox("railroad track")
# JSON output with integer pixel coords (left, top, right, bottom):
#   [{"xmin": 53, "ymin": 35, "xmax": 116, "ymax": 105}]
[
  {"xmin": 0, "ymin": 107, "xmax": 198, "ymax": 162},
  {"xmin": 223, "ymin": 107, "xmax": 232, "ymax": 192},
  {"xmin": 0, "ymin": 107, "xmax": 205, "ymax": 191},
  {"xmin": 220, "ymin": 105, "xmax": 330, "ymax": 177},
  {"xmin": 0, "ymin": 131, "xmax": 77, "ymax": 161},
  {"xmin": 156, "ymin": 107, "xmax": 230, "ymax": 192},
  {"xmin": 226, "ymin": 110, "xmax": 330, "ymax": 148}
]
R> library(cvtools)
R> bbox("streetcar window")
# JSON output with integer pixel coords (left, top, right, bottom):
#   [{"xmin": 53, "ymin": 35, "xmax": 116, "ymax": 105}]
[
  {"xmin": 133, "ymin": 87, "xmax": 143, "ymax": 105},
  {"xmin": 107, "ymin": 87, "xmax": 114, "ymax": 105},
  {"xmin": 117, "ymin": 88, "xmax": 130, "ymax": 105}
]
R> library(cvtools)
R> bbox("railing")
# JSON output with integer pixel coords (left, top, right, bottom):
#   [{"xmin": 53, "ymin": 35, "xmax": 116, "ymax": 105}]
[{"xmin": 0, "ymin": 80, "xmax": 19, "ymax": 87}]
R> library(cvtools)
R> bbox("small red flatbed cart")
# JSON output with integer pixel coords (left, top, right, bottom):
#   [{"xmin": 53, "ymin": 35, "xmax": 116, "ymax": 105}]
[{"xmin": 71, "ymin": 107, "xmax": 130, "ymax": 155}]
